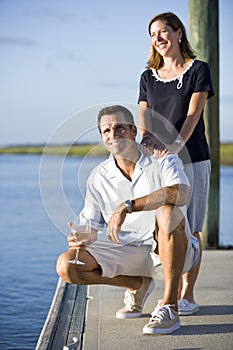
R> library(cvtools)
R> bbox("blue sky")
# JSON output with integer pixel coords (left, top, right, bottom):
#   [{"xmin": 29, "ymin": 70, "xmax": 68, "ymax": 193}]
[{"xmin": 1, "ymin": 0, "xmax": 232, "ymax": 146}]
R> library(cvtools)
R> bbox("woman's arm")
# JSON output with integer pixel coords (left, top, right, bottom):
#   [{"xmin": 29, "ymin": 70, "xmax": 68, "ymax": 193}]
[
  {"xmin": 167, "ymin": 91, "xmax": 208, "ymax": 153},
  {"xmin": 139, "ymin": 101, "xmax": 166, "ymax": 155},
  {"xmin": 139, "ymin": 101, "xmax": 151, "ymax": 138},
  {"xmin": 179, "ymin": 91, "xmax": 208, "ymax": 143}
]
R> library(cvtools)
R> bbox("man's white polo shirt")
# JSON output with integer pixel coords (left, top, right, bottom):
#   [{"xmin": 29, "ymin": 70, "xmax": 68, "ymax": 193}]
[{"xmin": 81, "ymin": 150, "xmax": 189, "ymax": 246}]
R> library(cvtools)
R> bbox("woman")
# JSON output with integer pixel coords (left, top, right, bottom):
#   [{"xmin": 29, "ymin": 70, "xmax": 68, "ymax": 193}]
[{"xmin": 138, "ymin": 12, "xmax": 214, "ymax": 315}]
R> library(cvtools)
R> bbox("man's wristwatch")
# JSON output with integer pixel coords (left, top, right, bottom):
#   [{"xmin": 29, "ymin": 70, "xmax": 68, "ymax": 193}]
[{"xmin": 124, "ymin": 200, "xmax": 135, "ymax": 214}]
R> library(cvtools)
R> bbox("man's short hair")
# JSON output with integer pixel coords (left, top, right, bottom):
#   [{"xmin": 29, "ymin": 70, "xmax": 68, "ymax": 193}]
[{"xmin": 97, "ymin": 105, "xmax": 135, "ymax": 133}]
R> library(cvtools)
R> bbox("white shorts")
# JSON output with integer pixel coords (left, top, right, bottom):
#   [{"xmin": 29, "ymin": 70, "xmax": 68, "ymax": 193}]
[
  {"xmin": 86, "ymin": 240, "xmax": 162, "ymax": 279},
  {"xmin": 86, "ymin": 237, "xmax": 199, "ymax": 280}
]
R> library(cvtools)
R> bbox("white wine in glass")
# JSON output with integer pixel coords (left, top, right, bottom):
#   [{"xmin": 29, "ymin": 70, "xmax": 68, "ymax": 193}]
[{"xmin": 68, "ymin": 216, "xmax": 91, "ymax": 265}]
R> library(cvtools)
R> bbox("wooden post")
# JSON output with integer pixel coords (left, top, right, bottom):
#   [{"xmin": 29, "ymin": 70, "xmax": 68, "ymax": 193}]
[{"xmin": 188, "ymin": 0, "xmax": 220, "ymax": 248}]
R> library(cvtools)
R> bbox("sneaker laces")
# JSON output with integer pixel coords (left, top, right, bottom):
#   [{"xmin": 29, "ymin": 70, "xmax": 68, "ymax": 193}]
[{"xmin": 150, "ymin": 304, "xmax": 175, "ymax": 322}]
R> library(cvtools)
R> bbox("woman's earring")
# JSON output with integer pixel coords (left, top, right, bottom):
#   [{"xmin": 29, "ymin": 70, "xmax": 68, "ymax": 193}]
[{"xmin": 179, "ymin": 38, "xmax": 181, "ymax": 44}]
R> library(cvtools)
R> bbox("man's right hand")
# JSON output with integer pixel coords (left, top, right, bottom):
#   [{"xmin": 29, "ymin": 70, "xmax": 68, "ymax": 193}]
[{"xmin": 67, "ymin": 222, "xmax": 97, "ymax": 248}]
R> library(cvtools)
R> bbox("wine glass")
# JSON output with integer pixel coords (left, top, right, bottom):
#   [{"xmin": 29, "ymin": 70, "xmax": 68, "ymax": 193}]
[{"xmin": 68, "ymin": 216, "xmax": 91, "ymax": 265}]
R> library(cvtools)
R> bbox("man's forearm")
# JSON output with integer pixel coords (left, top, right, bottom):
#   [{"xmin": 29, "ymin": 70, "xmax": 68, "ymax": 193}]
[
  {"xmin": 132, "ymin": 184, "xmax": 189, "ymax": 212},
  {"xmin": 107, "ymin": 184, "xmax": 189, "ymax": 243}
]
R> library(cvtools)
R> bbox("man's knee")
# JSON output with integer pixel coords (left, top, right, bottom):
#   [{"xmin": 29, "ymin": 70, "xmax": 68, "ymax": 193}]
[
  {"xmin": 56, "ymin": 252, "xmax": 71, "ymax": 283},
  {"xmin": 156, "ymin": 205, "xmax": 186, "ymax": 236},
  {"xmin": 56, "ymin": 251, "xmax": 83, "ymax": 284}
]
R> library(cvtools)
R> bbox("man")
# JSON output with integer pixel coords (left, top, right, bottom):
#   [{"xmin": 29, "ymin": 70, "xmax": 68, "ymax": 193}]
[{"xmin": 56, "ymin": 105, "xmax": 199, "ymax": 335}]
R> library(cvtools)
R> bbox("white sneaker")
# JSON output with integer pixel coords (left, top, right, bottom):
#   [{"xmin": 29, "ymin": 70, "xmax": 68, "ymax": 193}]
[
  {"xmin": 178, "ymin": 298, "xmax": 199, "ymax": 315},
  {"xmin": 143, "ymin": 304, "xmax": 180, "ymax": 334},
  {"xmin": 116, "ymin": 277, "xmax": 155, "ymax": 319}
]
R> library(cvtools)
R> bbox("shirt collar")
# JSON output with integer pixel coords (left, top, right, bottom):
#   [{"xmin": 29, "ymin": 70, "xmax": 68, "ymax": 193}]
[{"xmin": 105, "ymin": 143, "xmax": 153, "ymax": 179}]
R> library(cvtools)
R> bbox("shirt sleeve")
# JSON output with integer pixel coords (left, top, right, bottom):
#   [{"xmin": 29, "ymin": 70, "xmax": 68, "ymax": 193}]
[
  {"xmin": 158, "ymin": 154, "xmax": 190, "ymax": 188},
  {"xmin": 193, "ymin": 61, "xmax": 214, "ymax": 99},
  {"xmin": 138, "ymin": 71, "xmax": 148, "ymax": 103},
  {"xmin": 80, "ymin": 169, "xmax": 105, "ymax": 231}
]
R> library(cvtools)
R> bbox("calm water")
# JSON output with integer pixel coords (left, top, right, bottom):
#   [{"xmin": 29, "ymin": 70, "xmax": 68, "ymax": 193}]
[{"xmin": 0, "ymin": 155, "xmax": 232, "ymax": 350}]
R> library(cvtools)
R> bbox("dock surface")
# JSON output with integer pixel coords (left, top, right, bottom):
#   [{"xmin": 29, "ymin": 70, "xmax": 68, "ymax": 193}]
[{"xmin": 36, "ymin": 250, "xmax": 233, "ymax": 350}]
